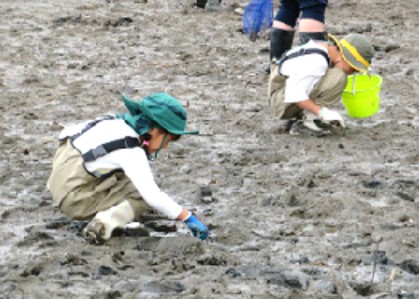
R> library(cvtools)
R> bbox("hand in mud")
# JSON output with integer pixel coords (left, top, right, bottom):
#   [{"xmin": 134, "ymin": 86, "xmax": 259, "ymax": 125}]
[
  {"xmin": 318, "ymin": 107, "xmax": 345, "ymax": 128},
  {"xmin": 184, "ymin": 214, "xmax": 209, "ymax": 240}
]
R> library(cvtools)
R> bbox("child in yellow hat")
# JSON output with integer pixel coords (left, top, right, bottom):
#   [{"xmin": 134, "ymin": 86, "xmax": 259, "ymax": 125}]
[{"xmin": 268, "ymin": 32, "xmax": 375, "ymax": 133}]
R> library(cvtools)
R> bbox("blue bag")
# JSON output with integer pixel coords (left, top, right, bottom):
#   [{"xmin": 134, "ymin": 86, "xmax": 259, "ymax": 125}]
[{"xmin": 242, "ymin": 0, "xmax": 274, "ymax": 42}]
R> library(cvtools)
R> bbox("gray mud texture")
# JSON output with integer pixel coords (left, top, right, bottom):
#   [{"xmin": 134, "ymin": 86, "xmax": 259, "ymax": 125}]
[{"xmin": 0, "ymin": 0, "xmax": 418, "ymax": 298}]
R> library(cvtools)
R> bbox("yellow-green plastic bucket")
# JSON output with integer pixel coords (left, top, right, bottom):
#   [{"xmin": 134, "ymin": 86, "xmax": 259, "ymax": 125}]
[{"xmin": 342, "ymin": 74, "xmax": 382, "ymax": 118}]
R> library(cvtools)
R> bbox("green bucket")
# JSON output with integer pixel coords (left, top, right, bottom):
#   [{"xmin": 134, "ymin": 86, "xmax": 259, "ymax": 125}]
[{"xmin": 342, "ymin": 74, "xmax": 383, "ymax": 118}]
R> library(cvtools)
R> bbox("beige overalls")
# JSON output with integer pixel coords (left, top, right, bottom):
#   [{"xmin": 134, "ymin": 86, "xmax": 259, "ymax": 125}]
[
  {"xmin": 47, "ymin": 139, "xmax": 148, "ymax": 220},
  {"xmin": 268, "ymin": 64, "xmax": 347, "ymax": 119}
]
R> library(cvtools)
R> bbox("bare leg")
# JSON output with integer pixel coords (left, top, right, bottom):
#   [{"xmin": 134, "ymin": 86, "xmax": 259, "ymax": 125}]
[
  {"xmin": 272, "ymin": 20, "xmax": 294, "ymax": 31},
  {"xmin": 298, "ymin": 18, "xmax": 325, "ymax": 32}
]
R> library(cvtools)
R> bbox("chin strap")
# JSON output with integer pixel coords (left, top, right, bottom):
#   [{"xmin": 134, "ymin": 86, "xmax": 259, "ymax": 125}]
[{"xmin": 147, "ymin": 133, "xmax": 168, "ymax": 161}]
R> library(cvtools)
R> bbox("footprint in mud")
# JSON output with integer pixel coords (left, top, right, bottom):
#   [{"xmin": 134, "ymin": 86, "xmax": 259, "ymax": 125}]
[
  {"xmin": 17, "ymin": 231, "xmax": 54, "ymax": 247},
  {"xmin": 142, "ymin": 280, "xmax": 186, "ymax": 295},
  {"xmin": 52, "ymin": 15, "xmax": 133, "ymax": 28},
  {"xmin": 362, "ymin": 180, "xmax": 381, "ymax": 188},
  {"xmin": 98, "ymin": 265, "xmax": 117, "ymax": 275},
  {"xmin": 92, "ymin": 265, "xmax": 118, "ymax": 280},
  {"xmin": 196, "ymin": 252, "xmax": 229, "ymax": 266},
  {"xmin": 44, "ymin": 217, "xmax": 72, "ymax": 229},
  {"xmin": 20, "ymin": 259, "xmax": 51, "ymax": 278},
  {"xmin": 20, "ymin": 265, "xmax": 43, "ymax": 277},
  {"xmin": 143, "ymin": 220, "xmax": 177, "ymax": 233},
  {"xmin": 60, "ymin": 254, "xmax": 88, "ymax": 266},
  {"xmin": 135, "ymin": 236, "xmax": 205, "ymax": 255},
  {"xmin": 113, "ymin": 226, "xmax": 150, "ymax": 237},
  {"xmin": 399, "ymin": 259, "xmax": 419, "ymax": 275}
]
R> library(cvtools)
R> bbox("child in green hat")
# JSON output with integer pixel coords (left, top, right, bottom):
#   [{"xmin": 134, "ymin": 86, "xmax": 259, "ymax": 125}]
[{"xmin": 47, "ymin": 93, "xmax": 209, "ymax": 244}]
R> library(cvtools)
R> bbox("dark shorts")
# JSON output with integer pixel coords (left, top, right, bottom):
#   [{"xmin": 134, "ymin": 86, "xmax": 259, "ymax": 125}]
[{"xmin": 274, "ymin": 0, "xmax": 328, "ymax": 27}]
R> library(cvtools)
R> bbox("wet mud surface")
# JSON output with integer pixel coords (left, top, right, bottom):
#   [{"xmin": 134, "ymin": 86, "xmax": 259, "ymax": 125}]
[{"xmin": 0, "ymin": 0, "xmax": 418, "ymax": 298}]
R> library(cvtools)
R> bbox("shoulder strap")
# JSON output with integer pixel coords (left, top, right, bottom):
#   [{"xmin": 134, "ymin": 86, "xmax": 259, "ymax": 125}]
[
  {"xmin": 70, "ymin": 115, "xmax": 115, "ymax": 141},
  {"xmin": 82, "ymin": 137, "xmax": 140, "ymax": 162},
  {"xmin": 276, "ymin": 48, "xmax": 330, "ymax": 68}
]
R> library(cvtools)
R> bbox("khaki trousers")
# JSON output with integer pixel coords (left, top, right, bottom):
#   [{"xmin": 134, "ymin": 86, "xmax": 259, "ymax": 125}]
[
  {"xmin": 47, "ymin": 139, "xmax": 148, "ymax": 220},
  {"xmin": 268, "ymin": 65, "xmax": 347, "ymax": 119}
]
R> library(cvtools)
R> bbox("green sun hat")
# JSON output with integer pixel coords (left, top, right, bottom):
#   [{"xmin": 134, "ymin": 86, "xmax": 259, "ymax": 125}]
[{"xmin": 122, "ymin": 93, "xmax": 199, "ymax": 135}]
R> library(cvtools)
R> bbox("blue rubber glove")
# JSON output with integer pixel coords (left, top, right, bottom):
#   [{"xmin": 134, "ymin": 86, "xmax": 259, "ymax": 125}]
[{"xmin": 184, "ymin": 214, "xmax": 209, "ymax": 240}]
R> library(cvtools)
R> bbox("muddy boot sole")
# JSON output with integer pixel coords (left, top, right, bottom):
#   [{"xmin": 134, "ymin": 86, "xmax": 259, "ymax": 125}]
[{"xmin": 83, "ymin": 220, "xmax": 107, "ymax": 245}]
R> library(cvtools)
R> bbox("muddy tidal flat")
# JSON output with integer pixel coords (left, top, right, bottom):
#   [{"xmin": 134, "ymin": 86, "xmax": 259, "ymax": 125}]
[{"xmin": 0, "ymin": 0, "xmax": 418, "ymax": 298}]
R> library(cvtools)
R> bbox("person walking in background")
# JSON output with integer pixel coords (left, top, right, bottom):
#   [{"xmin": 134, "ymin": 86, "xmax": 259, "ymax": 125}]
[
  {"xmin": 195, "ymin": 0, "xmax": 208, "ymax": 8},
  {"xmin": 268, "ymin": 33, "xmax": 375, "ymax": 133},
  {"xmin": 269, "ymin": 0, "xmax": 328, "ymax": 66},
  {"xmin": 195, "ymin": 0, "xmax": 222, "ymax": 9},
  {"xmin": 47, "ymin": 93, "xmax": 209, "ymax": 244}
]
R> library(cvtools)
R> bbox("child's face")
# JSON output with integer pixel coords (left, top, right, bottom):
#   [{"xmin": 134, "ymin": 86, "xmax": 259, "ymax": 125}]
[
  {"xmin": 147, "ymin": 128, "xmax": 176, "ymax": 153},
  {"xmin": 336, "ymin": 53, "xmax": 357, "ymax": 75},
  {"xmin": 340, "ymin": 60, "xmax": 357, "ymax": 75}
]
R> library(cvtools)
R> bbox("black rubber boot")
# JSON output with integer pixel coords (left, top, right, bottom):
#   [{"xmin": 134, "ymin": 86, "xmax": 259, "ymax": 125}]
[
  {"xmin": 195, "ymin": 0, "xmax": 207, "ymax": 8},
  {"xmin": 299, "ymin": 31, "xmax": 328, "ymax": 45},
  {"xmin": 265, "ymin": 28, "xmax": 294, "ymax": 74},
  {"xmin": 270, "ymin": 28, "xmax": 295, "ymax": 62}
]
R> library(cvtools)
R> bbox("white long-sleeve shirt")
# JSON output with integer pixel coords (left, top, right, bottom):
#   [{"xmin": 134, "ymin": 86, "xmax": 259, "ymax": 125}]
[{"xmin": 59, "ymin": 118, "xmax": 183, "ymax": 219}]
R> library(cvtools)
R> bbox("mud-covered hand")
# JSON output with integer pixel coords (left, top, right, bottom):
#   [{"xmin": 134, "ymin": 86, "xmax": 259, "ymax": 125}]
[
  {"xmin": 318, "ymin": 107, "xmax": 345, "ymax": 128},
  {"xmin": 184, "ymin": 214, "xmax": 209, "ymax": 240}
]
